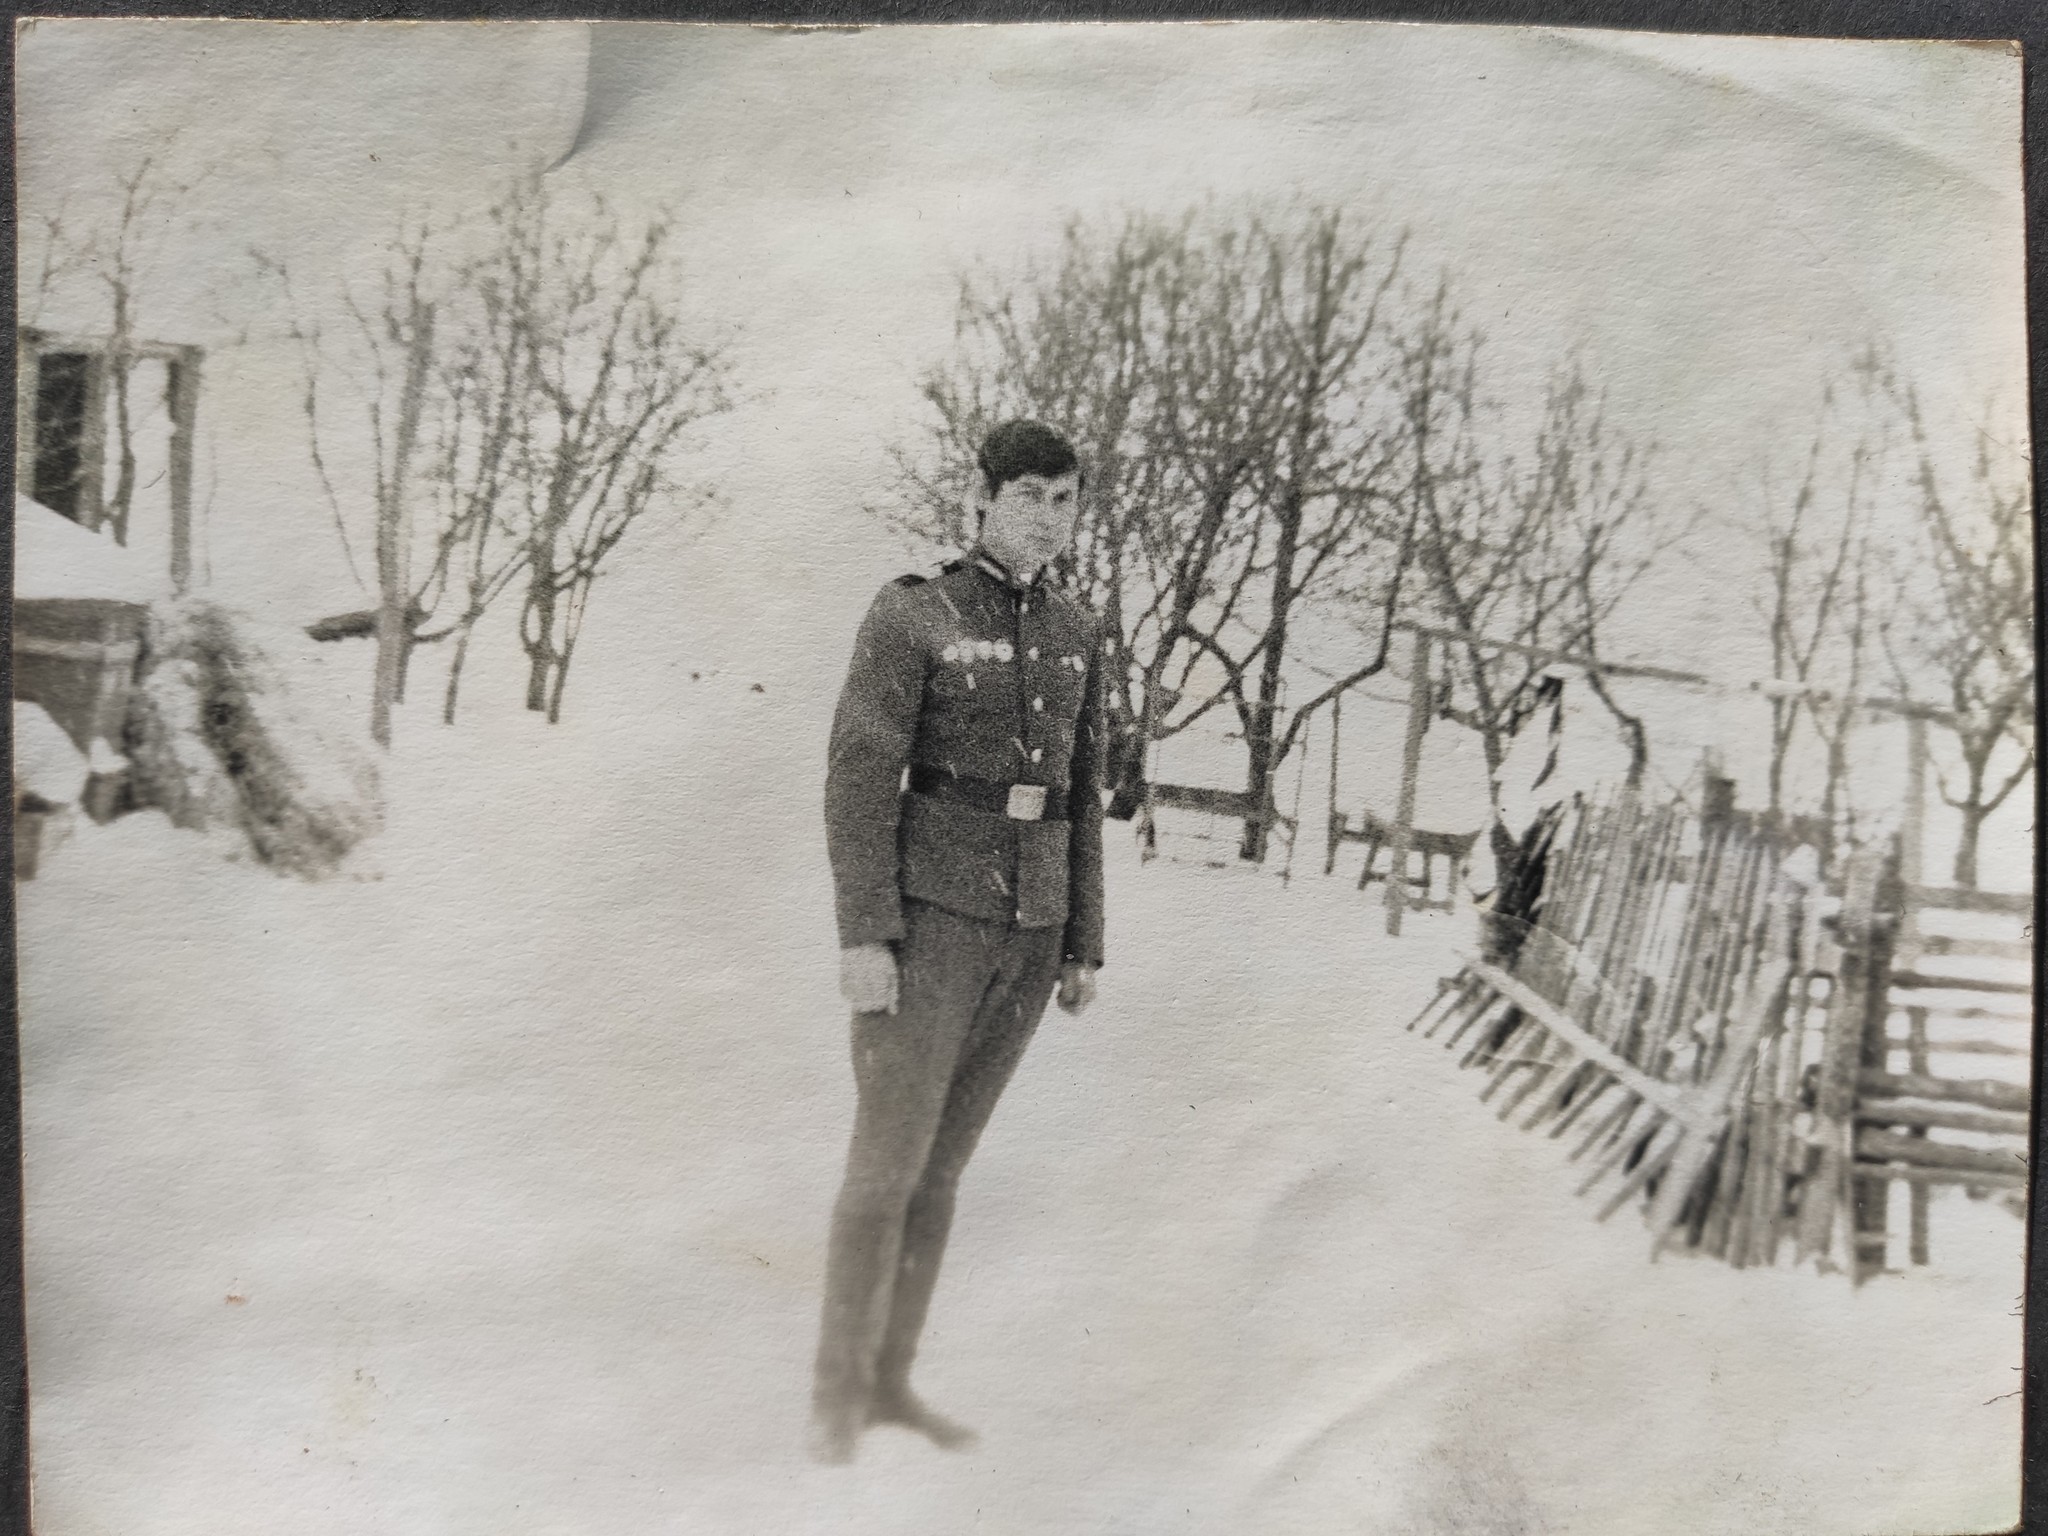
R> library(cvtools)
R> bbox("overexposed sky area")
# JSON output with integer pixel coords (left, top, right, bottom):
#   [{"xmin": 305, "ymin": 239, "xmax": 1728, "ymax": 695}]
[{"xmin": 14, "ymin": 20, "xmax": 2028, "ymax": 805}]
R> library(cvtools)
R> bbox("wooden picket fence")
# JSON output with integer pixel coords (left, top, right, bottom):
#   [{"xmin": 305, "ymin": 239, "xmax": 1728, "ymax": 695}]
[{"xmin": 1407, "ymin": 793, "xmax": 2032, "ymax": 1277}]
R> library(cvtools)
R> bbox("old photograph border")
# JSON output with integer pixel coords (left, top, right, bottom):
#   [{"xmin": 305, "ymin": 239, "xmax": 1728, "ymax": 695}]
[{"xmin": 4, "ymin": 2, "xmax": 2042, "ymax": 1532}]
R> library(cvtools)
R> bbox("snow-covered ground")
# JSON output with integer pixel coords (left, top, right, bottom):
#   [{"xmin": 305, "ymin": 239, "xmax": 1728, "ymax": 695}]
[{"xmin": 17, "ymin": 671, "xmax": 2023, "ymax": 1536}]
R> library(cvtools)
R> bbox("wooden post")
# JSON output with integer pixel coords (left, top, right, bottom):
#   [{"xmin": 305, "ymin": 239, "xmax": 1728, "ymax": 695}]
[
  {"xmin": 1385, "ymin": 630, "xmax": 1431, "ymax": 937},
  {"xmin": 1798, "ymin": 848, "xmax": 1884, "ymax": 1271},
  {"xmin": 15, "ymin": 341, "xmax": 41, "ymax": 498},
  {"xmin": 1906, "ymin": 1004, "xmax": 1931, "ymax": 1265},
  {"xmin": 1324, "ymin": 689, "xmax": 1343, "ymax": 876},
  {"xmin": 1897, "ymin": 714, "xmax": 1928, "ymax": 966},
  {"xmin": 1848, "ymin": 845, "xmax": 1901, "ymax": 1282},
  {"xmin": 78, "ymin": 352, "xmax": 109, "ymax": 532},
  {"xmin": 166, "ymin": 348, "xmax": 202, "ymax": 596}
]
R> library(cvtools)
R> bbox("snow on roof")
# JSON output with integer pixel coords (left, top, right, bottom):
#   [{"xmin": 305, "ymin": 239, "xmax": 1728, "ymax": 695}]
[{"xmin": 14, "ymin": 492, "xmax": 165, "ymax": 605}]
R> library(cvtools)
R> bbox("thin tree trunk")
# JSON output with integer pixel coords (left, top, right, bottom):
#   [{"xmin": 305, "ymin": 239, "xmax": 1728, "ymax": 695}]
[
  {"xmin": 525, "ymin": 630, "xmax": 553, "ymax": 713},
  {"xmin": 373, "ymin": 304, "xmax": 436, "ymax": 748},
  {"xmin": 523, "ymin": 565, "xmax": 557, "ymax": 714},
  {"xmin": 1953, "ymin": 805, "xmax": 1985, "ymax": 890},
  {"xmin": 1951, "ymin": 741, "xmax": 1994, "ymax": 890},
  {"xmin": 1766, "ymin": 700, "xmax": 1794, "ymax": 816},
  {"xmin": 1105, "ymin": 723, "xmax": 1147, "ymax": 820},
  {"xmin": 1241, "ymin": 485, "xmax": 1302, "ymax": 863},
  {"xmin": 1585, "ymin": 670, "xmax": 1648, "ymax": 790},
  {"xmin": 443, "ymin": 616, "xmax": 478, "ymax": 726},
  {"xmin": 546, "ymin": 638, "xmax": 577, "ymax": 724},
  {"xmin": 108, "ymin": 359, "xmax": 137, "ymax": 546},
  {"xmin": 106, "ymin": 283, "xmax": 138, "ymax": 546}
]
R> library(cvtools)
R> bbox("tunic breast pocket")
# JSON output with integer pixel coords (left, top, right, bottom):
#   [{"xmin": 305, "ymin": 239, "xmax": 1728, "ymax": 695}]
[
  {"xmin": 926, "ymin": 646, "xmax": 1017, "ymax": 753},
  {"xmin": 1037, "ymin": 649, "xmax": 1087, "ymax": 721},
  {"xmin": 929, "ymin": 653, "xmax": 1003, "ymax": 710}
]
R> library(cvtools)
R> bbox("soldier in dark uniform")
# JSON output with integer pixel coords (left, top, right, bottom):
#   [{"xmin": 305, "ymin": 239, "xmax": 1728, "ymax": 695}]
[{"xmin": 810, "ymin": 420, "xmax": 1106, "ymax": 1464}]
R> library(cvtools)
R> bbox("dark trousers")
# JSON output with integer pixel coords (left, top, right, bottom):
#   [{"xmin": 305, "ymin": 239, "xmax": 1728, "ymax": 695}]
[{"xmin": 813, "ymin": 898, "xmax": 1063, "ymax": 1417}]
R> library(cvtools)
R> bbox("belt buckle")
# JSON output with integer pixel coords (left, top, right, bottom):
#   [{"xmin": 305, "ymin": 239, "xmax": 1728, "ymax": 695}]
[{"xmin": 1006, "ymin": 783, "xmax": 1048, "ymax": 821}]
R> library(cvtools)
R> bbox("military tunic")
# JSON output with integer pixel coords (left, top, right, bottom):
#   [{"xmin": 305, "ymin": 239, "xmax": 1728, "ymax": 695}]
[
  {"xmin": 825, "ymin": 553, "xmax": 1107, "ymax": 964},
  {"xmin": 813, "ymin": 553, "xmax": 1108, "ymax": 1428}
]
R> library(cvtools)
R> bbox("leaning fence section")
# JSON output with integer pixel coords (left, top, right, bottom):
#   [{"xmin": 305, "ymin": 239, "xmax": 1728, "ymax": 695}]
[{"xmin": 1406, "ymin": 793, "xmax": 2022, "ymax": 1277}]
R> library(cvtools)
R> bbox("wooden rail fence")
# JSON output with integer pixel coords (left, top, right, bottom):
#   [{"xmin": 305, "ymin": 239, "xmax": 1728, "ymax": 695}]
[{"xmin": 1406, "ymin": 792, "xmax": 2032, "ymax": 1278}]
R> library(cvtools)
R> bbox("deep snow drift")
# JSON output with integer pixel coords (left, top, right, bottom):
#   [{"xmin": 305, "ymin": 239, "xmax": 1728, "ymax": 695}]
[{"xmin": 17, "ymin": 675, "xmax": 2023, "ymax": 1536}]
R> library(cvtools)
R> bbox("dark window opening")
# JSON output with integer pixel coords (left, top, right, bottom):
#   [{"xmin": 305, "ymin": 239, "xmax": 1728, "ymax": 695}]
[{"xmin": 33, "ymin": 352, "xmax": 94, "ymax": 524}]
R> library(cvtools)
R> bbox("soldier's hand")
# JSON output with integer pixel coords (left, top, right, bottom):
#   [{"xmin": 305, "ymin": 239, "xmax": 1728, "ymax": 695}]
[
  {"xmin": 840, "ymin": 943, "xmax": 900, "ymax": 1015},
  {"xmin": 1056, "ymin": 961, "xmax": 1098, "ymax": 1015}
]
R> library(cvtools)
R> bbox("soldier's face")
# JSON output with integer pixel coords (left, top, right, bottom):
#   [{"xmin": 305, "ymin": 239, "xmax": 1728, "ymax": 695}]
[{"xmin": 977, "ymin": 471, "xmax": 1081, "ymax": 575}]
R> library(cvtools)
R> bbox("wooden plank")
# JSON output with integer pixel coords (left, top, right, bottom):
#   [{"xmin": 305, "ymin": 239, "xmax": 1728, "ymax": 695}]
[
  {"xmin": 1888, "ymin": 971, "xmax": 2031, "ymax": 997},
  {"xmin": 1572, "ymin": 1091, "xmax": 1640, "ymax": 1163},
  {"xmin": 1899, "ymin": 1003, "xmax": 2035, "ymax": 1023},
  {"xmin": 12, "ymin": 636, "xmax": 141, "ymax": 664},
  {"xmin": 1150, "ymin": 783, "xmax": 1282, "ymax": 823},
  {"xmin": 1597, "ymin": 1120, "xmax": 1684, "ymax": 1219},
  {"xmin": 1906, "ymin": 885, "xmax": 2031, "ymax": 916},
  {"xmin": 1648, "ymin": 949, "xmax": 1794, "ymax": 1238},
  {"xmin": 1459, "ymin": 1007, "xmax": 1529, "ymax": 1070},
  {"xmin": 1919, "ymin": 935, "xmax": 2033, "ymax": 962},
  {"xmin": 1856, "ymin": 1100, "xmax": 2031, "ymax": 1137},
  {"xmin": 1442, "ymin": 992, "xmax": 1511, "ymax": 1053},
  {"xmin": 1857, "ymin": 1069, "xmax": 2029, "ymax": 1114},
  {"xmin": 1856, "ymin": 1128, "xmax": 2028, "ymax": 1178},
  {"xmin": 1408, "ymin": 974, "xmax": 1467, "ymax": 1037},
  {"xmin": 1850, "ymin": 1162, "xmax": 2027, "ymax": 1192},
  {"xmin": 1401, "ymin": 622, "xmax": 1713, "ymax": 687},
  {"xmin": 22, "ymin": 329, "xmax": 199, "ymax": 363},
  {"xmin": 1463, "ymin": 960, "xmax": 1727, "ymax": 1134}
]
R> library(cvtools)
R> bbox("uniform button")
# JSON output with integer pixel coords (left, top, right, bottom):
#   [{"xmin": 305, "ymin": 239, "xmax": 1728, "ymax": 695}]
[
  {"xmin": 1028, "ymin": 647, "xmax": 1039, "ymax": 660},
  {"xmin": 1031, "ymin": 748, "xmax": 1043, "ymax": 762},
  {"xmin": 1033, "ymin": 697, "xmax": 1044, "ymax": 711}
]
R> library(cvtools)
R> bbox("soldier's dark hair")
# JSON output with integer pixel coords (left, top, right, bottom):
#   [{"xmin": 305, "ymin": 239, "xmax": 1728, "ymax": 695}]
[{"xmin": 977, "ymin": 420, "xmax": 1082, "ymax": 495}]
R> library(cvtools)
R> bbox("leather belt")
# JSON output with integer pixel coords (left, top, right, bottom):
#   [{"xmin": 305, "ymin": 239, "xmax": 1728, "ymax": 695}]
[{"xmin": 909, "ymin": 765, "xmax": 1067, "ymax": 821}]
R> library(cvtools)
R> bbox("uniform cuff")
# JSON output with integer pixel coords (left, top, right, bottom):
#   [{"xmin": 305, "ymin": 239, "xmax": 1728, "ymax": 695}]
[{"xmin": 837, "ymin": 905, "xmax": 905, "ymax": 950}]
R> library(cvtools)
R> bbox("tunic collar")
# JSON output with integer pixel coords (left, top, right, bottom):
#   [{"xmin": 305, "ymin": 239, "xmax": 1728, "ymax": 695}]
[{"xmin": 970, "ymin": 548, "xmax": 1042, "ymax": 595}]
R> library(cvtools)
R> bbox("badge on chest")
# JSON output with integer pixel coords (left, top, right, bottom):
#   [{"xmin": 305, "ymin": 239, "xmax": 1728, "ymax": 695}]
[{"xmin": 941, "ymin": 639, "xmax": 1014, "ymax": 665}]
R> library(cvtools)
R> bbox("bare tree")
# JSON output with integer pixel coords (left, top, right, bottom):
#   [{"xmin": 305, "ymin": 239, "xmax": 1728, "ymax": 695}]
[
  {"xmin": 893, "ymin": 206, "xmax": 1418, "ymax": 856},
  {"xmin": 287, "ymin": 225, "xmax": 445, "ymax": 745},
  {"xmin": 487, "ymin": 182, "xmax": 735, "ymax": 722},
  {"xmin": 1743, "ymin": 356, "xmax": 1892, "ymax": 831},
  {"xmin": 20, "ymin": 194, "xmax": 84, "ymax": 330},
  {"xmin": 19, "ymin": 145, "xmax": 211, "ymax": 550},
  {"xmin": 1401, "ymin": 319, "xmax": 1662, "ymax": 886},
  {"xmin": 892, "ymin": 213, "xmax": 1190, "ymax": 813},
  {"xmin": 1886, "ymin": 391, "xmax": 2034, "ymax": 888},
  {"xmin": 419, "ymin": 265, "xmax": 537, "ymax": 723},
  {"xmin": 1225, "ymin": 210, "xmax": 1413, "ymax": 860},
  {"xmin": 292, "ymin": 178, "xmax": 736, "ymax": 734}
]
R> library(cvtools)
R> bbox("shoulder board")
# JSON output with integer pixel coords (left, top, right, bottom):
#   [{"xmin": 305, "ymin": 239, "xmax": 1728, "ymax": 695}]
[{"xmin": 893, "ymin": 554, "xmax": 963, "ymax": 588}]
